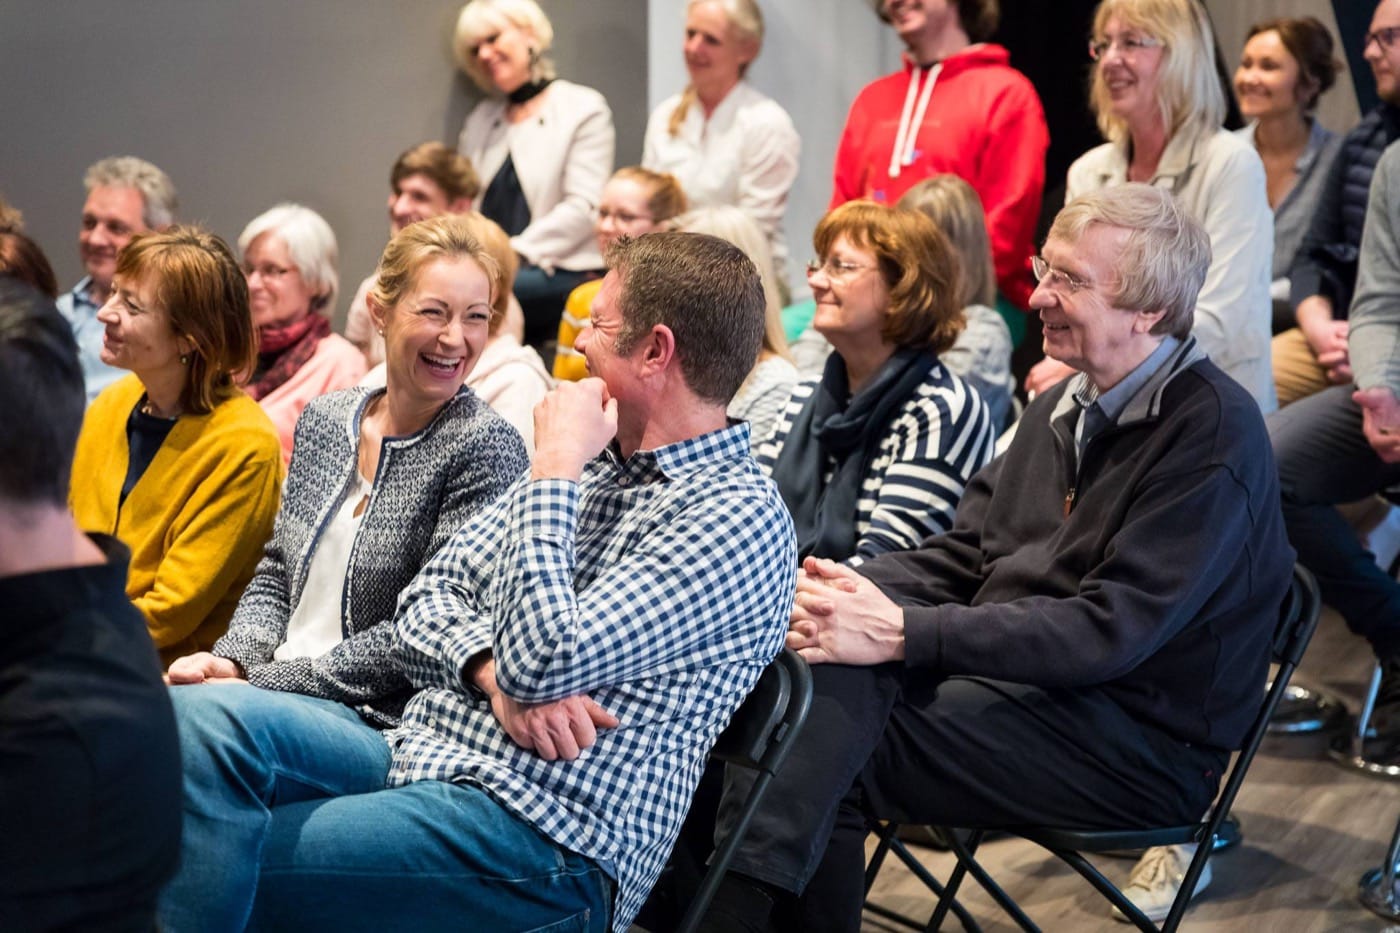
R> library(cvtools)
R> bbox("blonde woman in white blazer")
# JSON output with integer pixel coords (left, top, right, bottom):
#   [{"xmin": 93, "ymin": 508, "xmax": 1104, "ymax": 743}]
[{"xmin": 454, "ymin": 0, "xmax": 615, "ymax": 354}]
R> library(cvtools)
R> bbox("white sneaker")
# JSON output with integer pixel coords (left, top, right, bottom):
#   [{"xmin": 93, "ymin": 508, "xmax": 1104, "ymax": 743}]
[{"xmin": 1111, "ymin": 843, "xmax": 1212, "ymax": 923}]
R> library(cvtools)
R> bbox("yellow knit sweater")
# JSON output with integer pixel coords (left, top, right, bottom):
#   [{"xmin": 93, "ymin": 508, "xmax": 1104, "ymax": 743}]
[{"xmin": 70, "ymin": 374, "xmax": 283, "ymax": 665}]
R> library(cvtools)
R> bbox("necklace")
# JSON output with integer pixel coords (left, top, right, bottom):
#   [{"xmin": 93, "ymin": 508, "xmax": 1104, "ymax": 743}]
[{"xmin": 140, "ymin": 396, "xmax": 181, "ymax": 420}]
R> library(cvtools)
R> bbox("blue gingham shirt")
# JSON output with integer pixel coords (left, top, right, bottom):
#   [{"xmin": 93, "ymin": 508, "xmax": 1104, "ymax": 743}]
[
  {"xmin": 55, "ymin": 276, "xmax": 127, "ymax": 404},
  {"xmin": 388, "ymin": 421, "xmax": 797, "ymax": 932}
]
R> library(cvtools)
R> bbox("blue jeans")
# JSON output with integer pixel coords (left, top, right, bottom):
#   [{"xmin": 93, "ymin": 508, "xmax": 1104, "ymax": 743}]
[
  {"xmin": 251, "ymin": 780, "xmax": 612, "ymax": 932},
  {"xmin": 158, "ymin": 684, "xmax": 393, "ymax": 932}
]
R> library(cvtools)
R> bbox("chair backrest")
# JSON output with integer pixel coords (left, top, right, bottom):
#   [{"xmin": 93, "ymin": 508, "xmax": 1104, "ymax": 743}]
[
  {"xmin": 710, "ymin": 647, "xmax": 814, "ymax": 776},
  {"xmin": 1195, "ymin": 563, "xmax": 1320, "ymax": 844}
]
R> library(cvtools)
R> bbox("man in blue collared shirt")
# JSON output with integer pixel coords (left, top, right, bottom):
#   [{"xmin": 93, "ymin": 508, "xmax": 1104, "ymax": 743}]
[
  {"xmin": 54, "ymin": 156, "xmax": 177, "ymax": 403},
  {"xmin": 158, "ymin": 231, "xmax": 798, "ymax": 933}
]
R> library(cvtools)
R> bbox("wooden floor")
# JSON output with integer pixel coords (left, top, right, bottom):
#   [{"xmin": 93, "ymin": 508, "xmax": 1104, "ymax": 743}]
[{"xmin": 862, "ymin": 606, "xmax": 1400, "ymax": 932}]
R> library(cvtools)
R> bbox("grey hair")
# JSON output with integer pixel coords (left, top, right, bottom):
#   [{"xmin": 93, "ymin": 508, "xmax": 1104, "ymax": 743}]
[
  {"xmin": 83, "ymin": 156, "xmax": 179, "ymax": 229},
  {"xmin": 453, "ymin": 0, "xmax": 557, "ymax": 93},
  {"xmin": 1049, "ymin": 183, "xmax": 1210, "ymax": 339},
  {"xmin": 237, "ymin": 203, "xmax": 340, "ymax": 313}
]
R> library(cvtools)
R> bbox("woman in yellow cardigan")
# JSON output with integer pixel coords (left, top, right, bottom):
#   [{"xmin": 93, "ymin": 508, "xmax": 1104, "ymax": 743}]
[{"xmin": 70, "ymin": 228, "xmax": 282, "ymax": 665}]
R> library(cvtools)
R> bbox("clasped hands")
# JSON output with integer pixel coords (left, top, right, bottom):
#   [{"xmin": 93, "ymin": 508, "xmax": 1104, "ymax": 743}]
[{"xmin": 787, "ymin": 556, "xmax": 906, "ymax": 666}]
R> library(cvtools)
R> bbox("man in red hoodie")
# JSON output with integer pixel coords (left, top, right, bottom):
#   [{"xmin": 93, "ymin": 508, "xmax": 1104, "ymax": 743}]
[{"xmin": 831, "ymin": 0, "xmax": 1048, "ymax": 320}]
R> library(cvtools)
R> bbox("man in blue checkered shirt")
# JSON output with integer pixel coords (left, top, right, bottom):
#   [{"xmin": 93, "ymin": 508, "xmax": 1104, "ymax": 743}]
[{"xmin": 158, "ymin": 231, "xmax": 798, "ymax": 933}]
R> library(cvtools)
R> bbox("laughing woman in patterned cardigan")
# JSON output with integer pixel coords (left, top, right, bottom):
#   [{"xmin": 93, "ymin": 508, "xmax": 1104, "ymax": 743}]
[{"xmin": 165, "ymin": 215, "xmax": 528, "ymax": 725}]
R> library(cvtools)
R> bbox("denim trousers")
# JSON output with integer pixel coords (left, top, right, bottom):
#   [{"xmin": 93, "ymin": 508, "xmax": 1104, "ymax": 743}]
[
  {"xmin": 159, "ymin": 684, "xmax": 611, "ymax": 933},
  {"xmin": 1268, "ymin": 383, "xmax": 1400, "ymax": 658}
]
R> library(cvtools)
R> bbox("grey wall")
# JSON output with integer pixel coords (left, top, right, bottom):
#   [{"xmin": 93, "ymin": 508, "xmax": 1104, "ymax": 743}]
[{"xmin": 0, "ymin": 0, "xmax": 648, "ymax": 326}]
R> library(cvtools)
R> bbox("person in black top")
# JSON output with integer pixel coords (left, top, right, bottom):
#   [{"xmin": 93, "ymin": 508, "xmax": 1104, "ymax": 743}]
[{"xmin": 0, "ymin": 276, "xmax": 181, "ymax": 931}]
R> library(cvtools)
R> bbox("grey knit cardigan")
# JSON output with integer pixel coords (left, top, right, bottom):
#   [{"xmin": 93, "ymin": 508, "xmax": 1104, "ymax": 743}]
[{"xmin": 213, "ymin": 385, "xmax": 528, "ymax": 726}]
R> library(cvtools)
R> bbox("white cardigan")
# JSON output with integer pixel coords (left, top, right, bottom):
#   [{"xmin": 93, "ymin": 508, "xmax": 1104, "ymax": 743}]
[{"xmin": 460, "ymin": 80, "xmax": 615, "ymax": 274}]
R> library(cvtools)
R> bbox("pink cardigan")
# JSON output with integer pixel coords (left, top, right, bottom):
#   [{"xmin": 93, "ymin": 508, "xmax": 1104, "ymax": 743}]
[{"xmin": 259, "ymin": 333, "xmax": 367, "ymax": 463}]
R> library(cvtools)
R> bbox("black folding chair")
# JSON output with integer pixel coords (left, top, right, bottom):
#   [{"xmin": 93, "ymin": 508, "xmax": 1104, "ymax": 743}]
[
  {"xmin": 674, "ymin": 647, "xmax": 814, "ymax": 933},
  {"xmin": 866, "ymin": 563, "xmax": 1321, "ymax": 933}
]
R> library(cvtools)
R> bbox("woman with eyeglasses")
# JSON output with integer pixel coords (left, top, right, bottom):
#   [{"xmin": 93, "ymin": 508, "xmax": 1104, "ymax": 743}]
[
  {"xmin": 1025, "ymin": 0, "xmax": 1275, "ymax": 413},
  {"xmin": 238, "ymin": 204, "xmax": 366, "ymax": 463},
  {"xmin": 453, "ymin": 0, "xmax": 615, "ymax": 356},
  {"xmin": 761, "ymin": 200, "xmax": 995, "ymax": 562},
  {"xmin": 553, "ymin": 167, "xmax": 688, "ymax": 382},
  {"xmin": 643, "ymin": 0, "xmax": 800, "ymax": 297},
  {"xmin": 69, "ymin": 227, "xmax": 283, "ymax": 666}
]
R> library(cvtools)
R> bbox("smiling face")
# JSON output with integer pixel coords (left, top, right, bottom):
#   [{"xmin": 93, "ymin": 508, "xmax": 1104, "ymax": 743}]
[
  {"xmin": 1235, "ymin": 30, "xmax": 1307, "ymax": 122},
  {"xmin": 388, "ymin": 173, "xmax": 457, "ymax": 235},
  {"xmin": 1096, "ymin": 15, "xmax": 1166, "ymax": 129},
  {"xmin": 472, "ymin": 19, "xmax": 535, "ymax": 94},
  {"xmin": 595, "ymin": 178, "xmax": 660, "ymax": 254},
  {"xmin": 95, "ymin": 271, "xmax": 189, "ymax": 380},
  {"xmin": 576, "ymin": 270, "xmax": 638, "ymax": 392},
  {"xmin": 242, "ymin": 233, "xmax": 318, "ymax": 331},
  {"xmin": 1030, "ymin": 226, "xmax": 1165, "ymax": 391},
  {"xmin": 807, "ymin": 234, "xmax": 891, "ymax": 348},
  {"xmin": 683, "ymin": 2, "xmax": 756, "ymax": 99},
  {"xmin": 377, "ymin": 255, "xmax": 492, "ymax": 411},
  {"xmin": 79, "ymin": 185, "xmax": 148, "ymax": 291},
  {"xmin": 1367, "ymin": 0, "xmax": 1400, "ymax": 105}
]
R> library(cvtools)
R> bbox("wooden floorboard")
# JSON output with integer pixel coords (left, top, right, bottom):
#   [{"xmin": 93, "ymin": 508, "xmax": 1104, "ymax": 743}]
[{"xmin": 862, "ymin": 607, "xmax": 1400, "ymax": 932}]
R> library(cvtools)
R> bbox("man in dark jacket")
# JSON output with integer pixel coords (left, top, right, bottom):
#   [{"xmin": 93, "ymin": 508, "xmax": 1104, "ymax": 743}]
[{"xmin": 697, "ymin": 184, "xmax": 1296, "ymax": 933}]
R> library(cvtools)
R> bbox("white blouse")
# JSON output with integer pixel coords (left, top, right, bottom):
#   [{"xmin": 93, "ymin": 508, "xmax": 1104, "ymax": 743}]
[{"xmin": 274, "ymin": 472, "xmax": 371, "ymax": 661}]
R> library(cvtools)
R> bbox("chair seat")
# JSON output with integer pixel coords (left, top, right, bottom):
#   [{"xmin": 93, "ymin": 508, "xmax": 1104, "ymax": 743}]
[{"xmin": 1017, "ymin": 823, "xmax": 1207, "ymax": 853}]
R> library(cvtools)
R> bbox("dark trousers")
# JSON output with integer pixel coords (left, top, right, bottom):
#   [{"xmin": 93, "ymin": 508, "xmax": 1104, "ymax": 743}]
[
  {"xmin": 1269, "ymin": 383, "xmax": 1400, "ymax": 658},
  {"xmin": 711, "ymin": 664, "xmax": 1226, "ymax": 932}
]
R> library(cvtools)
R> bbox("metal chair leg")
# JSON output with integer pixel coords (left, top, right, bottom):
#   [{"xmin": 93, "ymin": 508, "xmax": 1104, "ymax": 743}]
[
  {"xmin": 1359, "ymin": 811, "xmax": 1400, "ymax": 920},
  {"xmin": 1330, "ymin": 662, "xmax": 1400, "ymax": 779}
]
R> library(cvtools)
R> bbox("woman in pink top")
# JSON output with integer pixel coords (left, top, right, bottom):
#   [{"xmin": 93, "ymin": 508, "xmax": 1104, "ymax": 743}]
[{"xmin": 238, "ymin": 204, "xmax": 366, "ymax": 462}]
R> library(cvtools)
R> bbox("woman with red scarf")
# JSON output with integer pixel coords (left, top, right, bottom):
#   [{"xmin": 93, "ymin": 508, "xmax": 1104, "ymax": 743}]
[{"xmin": 238, "ymin": 204, "xmax": 366, "ymax": 462}]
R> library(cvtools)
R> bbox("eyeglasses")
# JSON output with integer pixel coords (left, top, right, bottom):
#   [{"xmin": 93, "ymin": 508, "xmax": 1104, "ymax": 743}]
[
  {"xmin": 241, "ymin": 262, "xmax": 296, "ymax": 281},
  {"xmin": 1088, "ymin": 33, "xmax": 1162, "ymax": 60},
  {"xmin": 806, "ymin": 257, "xmax": 875, "ymax": 280},
  {"xmin": 1366, "ymin": 25, "xmax": 1400, "ymax": 52},
  {"xmin": 1031, "ymin": 255, "xmax": 1094, "ymax": 295},
  {"xmin": 597, "ymin": 207, "xmax": 654, "ymax": 226}
]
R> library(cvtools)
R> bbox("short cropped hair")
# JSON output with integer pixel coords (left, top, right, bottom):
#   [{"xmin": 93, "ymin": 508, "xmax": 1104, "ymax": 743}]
[
  {"xmin": 1048, "ymin": 183, "xmax": 1210, "ymax": 340},
  {"xmin": 607, "ymin": 231, "xmax": 765, "ymax": 406},
  {"xmin": 369, "ymin": 214, "xmax": 500, "ymax": 319},
  {"xmin": 1246, "ymin": 16, "xmax": 1340, "ymax": 113},
  {"xmin": 679, "ymin": 205, "xmax": 788, "ymax": 358},
  {"xmin": 115, "ymin": 227, "xmax": 256, "ymax": 415},
  {"xmin": 83, "ymin": 156, "xmax": 178, "ymax": 229},
  {"xmin": 1089, "ymin": 0, "xmax": 1225, "ymax": 145},
  {"xmin": 392, "ymin": 142, "xmax": 481, "ymax": 204},
  {"xmin": 454, "ymin": 0, "xmax": 556, "ymax": 92},
  {"xmin": 0, "ymin": 278, "xmax": 84, "ymax": 506},
  {"xmin": 897, "ymin": 175, "xmax": 997, "ymax": 309},
  {"xmin": 868, "ymin": 0, "xmax": 999, "ymax": 43},
  {"xmin": 813, "ymin": 200, "xmax": 964, "ymax": 356},
  {"xmin": 237, "ymin": 204, "xmax": 339, "ymax": 313},
  {"xmin": 0, "ymin": 231, "xmax": 59, "ymax": 299}
]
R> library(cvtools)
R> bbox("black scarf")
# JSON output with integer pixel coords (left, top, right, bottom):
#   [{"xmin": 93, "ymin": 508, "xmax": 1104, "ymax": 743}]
[{"xmin": 769, "ymin": 347, "xmax": 936, "ymax": 560}]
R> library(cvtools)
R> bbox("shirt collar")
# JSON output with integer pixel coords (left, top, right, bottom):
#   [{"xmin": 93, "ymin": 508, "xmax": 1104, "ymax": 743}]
[
  {"xmin": 597, "ymin": 421, "xmax": 753, "ymax": 484},
  {"xmin": 1077, "ymin": 335, "xmax": 1182, "ymax": 425}
]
